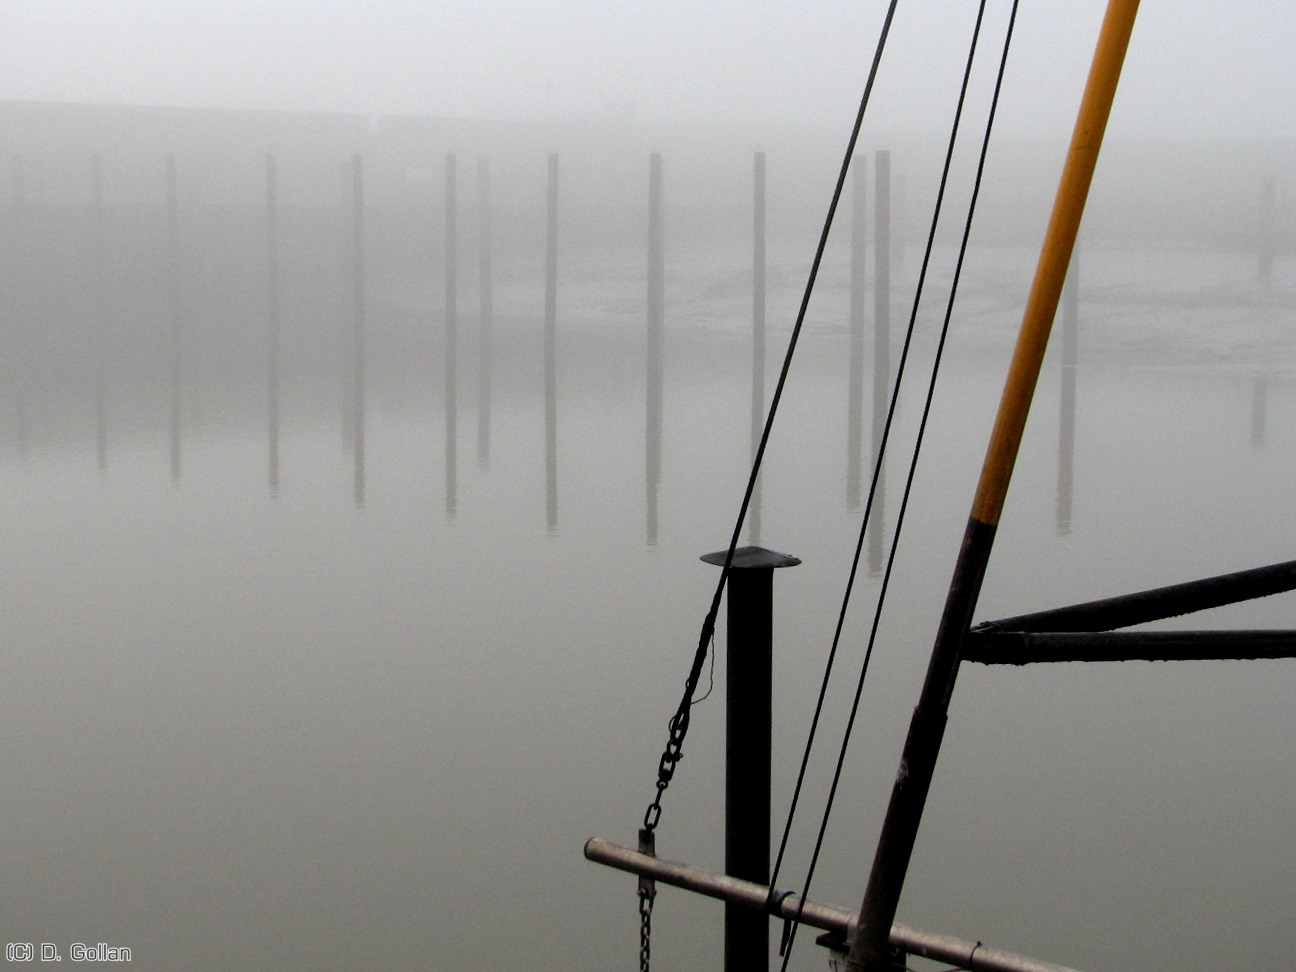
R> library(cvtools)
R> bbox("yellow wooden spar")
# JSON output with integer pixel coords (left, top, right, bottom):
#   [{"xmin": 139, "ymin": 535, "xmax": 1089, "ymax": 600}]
[
  {"xmin": 972, "ymin": 0, "xmax": 1141, "ymax": 528},
  {"xmin": 848, "ymin": 1, "xmax": 1141, "ymax": 970}
]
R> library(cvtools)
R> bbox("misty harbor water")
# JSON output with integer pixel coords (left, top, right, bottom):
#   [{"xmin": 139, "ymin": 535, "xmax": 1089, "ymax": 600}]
[{"xmin": 2, "ymin": 150, "xmax": 1296, "ymax": 972}]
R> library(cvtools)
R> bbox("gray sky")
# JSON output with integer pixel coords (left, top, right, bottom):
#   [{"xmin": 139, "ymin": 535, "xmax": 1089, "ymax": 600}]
[{"xmin": 1, "ymin": 1, "xmax": 1293, "ymax": 139}]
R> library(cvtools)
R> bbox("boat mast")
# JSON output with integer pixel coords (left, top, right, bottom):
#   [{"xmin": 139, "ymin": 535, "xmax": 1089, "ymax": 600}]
[{"xmin": 847, "ymin": 2, "xmax": 1141, "ymax": 969}]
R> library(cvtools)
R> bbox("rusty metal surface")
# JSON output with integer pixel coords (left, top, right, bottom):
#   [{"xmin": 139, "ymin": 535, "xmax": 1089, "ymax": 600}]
[
  {"xmin": 966, "ymin": 629, "xmax": 1296, "ymax": 664},
  {"xmin": 584, "ymin": 837, "xmax": 1088, "ymax": 972}
]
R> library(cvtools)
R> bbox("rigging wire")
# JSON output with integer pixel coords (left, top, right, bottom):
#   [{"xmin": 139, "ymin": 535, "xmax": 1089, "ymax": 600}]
[
  {"xmin": 639, "ymin": 0, "xmax": 901, "ymax": 842},
  {"xmin": 771, "ymin": 1, "xmax": 1021, "ymax": 966}
]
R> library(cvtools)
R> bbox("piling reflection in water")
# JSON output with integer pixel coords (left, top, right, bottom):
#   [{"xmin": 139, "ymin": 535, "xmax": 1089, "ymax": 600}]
[
  {"xmin": 646, "ymin": 152, "xmax": 664, "ymax": 547},
  {"xmin": 266, "ymin": 154, "xmax": 281, "ymax": 497},
  {"xmin": 9, "ymin": 157, "xmax": 28, "ymax": 458},
  {"xmin": 166, "ymin": 154, "xmax": 182, "ymax": 485},
  {"xmin": 477, "ymin": 158, "xmax": 493, "ymax": 469},
  {"xmin": 446, "ymin": 154, "xmax": 459, "ymax": 521},
  {"xmin": 545, "ymin": 153, "xmax": 559, "ymax": 534},
  {"xmin": 847, "ymin": 155, "xmax": 866, "ymax": 513},
  {"xmin": 1251, "ymin": 374, "xmax": 1268, "ymax": 448},
  {"xmin": 350, "ymin": 154, "xmax": 366, "ymax": 510},
  {"xmin": 3, "ymin": 137, "xmax": 1296, "ymax": 972},
  {"xmin": 1057, "ymin": 248, "xmax": 1078, "ymax": 536},
  {"xmin": 868, "ymin": 149, "xmax": 891, "ymax": 576},
  {"xmin": 92, "ymin": 155, "xmax": 108, "ymax": 473}
]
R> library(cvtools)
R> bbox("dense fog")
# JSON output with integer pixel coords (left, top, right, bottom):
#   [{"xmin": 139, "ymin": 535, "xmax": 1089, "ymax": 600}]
[{"xmin": 2, "ymin": 4, "xmax": 1295, "ymax": 972}]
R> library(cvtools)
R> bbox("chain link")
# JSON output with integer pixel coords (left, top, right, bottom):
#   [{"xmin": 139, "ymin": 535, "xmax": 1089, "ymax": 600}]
[
  {"xmin": 638, "ymin": 885, "xmax": 653, "ymax": 972},
  {"xmin": 637, "ymin": 828, "xmax": 656, "ymax": 972},
  {"xmin": 635, "ymin": 608, "xmax": 716, "ymax": 969}
]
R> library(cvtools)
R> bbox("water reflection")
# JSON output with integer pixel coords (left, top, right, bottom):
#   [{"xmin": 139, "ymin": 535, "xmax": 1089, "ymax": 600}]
[
  {"xmin": 1057, "ymin": 248, "xmax": 1079, "ymax": 536},
  {"xmin": 1251, "ymin": 374, "xmax": 1268, "ymax": 448},
  {"xmin": 868, "ymin": 149, "xmax": 891, "ymax": 576},
  {"xmin": 847, "ymin": 155, "xmax": 866, "ymax": 512},
  {"xmin": 166, "ymin": 154, "xmax": 182, "ymax": 485},
  {"xmin": 646, "ymin": 152, "xmax": 664, "ymax": 546},
  {"xmin": 477, "ymin": 158, "xmax": 493, "ymax": 469},
  {"xmin": 266, "ymin": 154, "xmax": 281, "ymax": 496},
  {"xmin": 350, "ymin": 154, "xmax": 366, "ymax": 509},
  {"xmin": 8, "ymin": 156, "xmax": 28, "ymax": 458},
  {"xmin": 0, "ymin": 142, "xmax": 1293, "ymax": 972},
  {"xmin": 446, "ymin": 153, "xmax": 459, "ymax": 520},
  {"xmin": 92, "ymin": 154, "xmax": 108, "ymax": 473},
  {"xmin": 545, "ymin": 153, "xmax": 560, "ymax": 534}
]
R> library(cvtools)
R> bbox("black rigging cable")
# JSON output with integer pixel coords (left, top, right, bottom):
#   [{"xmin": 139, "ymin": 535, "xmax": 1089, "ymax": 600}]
[
  {"xmin": 639, "ymin": 0, "xmax": 901, "ymax": 842},
  {"xmin": 771, "ymin": 1, "xmax": 1021, "ymax": 966},
  {"xmin": 634, "ymin": 8, "xmax": 899, "ymax": 969}
]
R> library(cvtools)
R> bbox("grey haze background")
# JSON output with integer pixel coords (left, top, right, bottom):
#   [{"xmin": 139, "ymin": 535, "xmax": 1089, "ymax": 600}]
[
  {"xmin": 1, "ymin": 0, "xmax": 1294, "ymax": 139},
  {"xmin": 1, "ymin": 3, "xmax": 1294, "ymax": 972}
]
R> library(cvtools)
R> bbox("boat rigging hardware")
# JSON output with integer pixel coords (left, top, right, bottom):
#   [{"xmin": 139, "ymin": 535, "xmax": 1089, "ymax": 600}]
[
  {"xmin": 586, "ymin": 837, "xmax": 1087, "ymax": 972},
  {"xmin": 637, "ymin": 828, "xmax": 655, "ymax": 972},
  {"xmin": 770, "ymin": 1, "xmax": 1021, "ymax": 964},
  {"xmin": 966, "ymin": 557, "xmax": 1296, "ymax": 664},
  {"xmin": 967, "ymin": 630, "xmax": 1296, "ymax": 664},
  {"xmin": 632, "ymin": 3, "xmax": 900, "ymax": 967},
  {"xmin": 849, "ymin": 2, "xmax": 1140, "ymax": 968}
]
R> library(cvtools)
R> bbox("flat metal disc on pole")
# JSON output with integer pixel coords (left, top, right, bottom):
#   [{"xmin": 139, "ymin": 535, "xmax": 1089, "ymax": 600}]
[{"xmin": 701, "ymin": 545, "xmax": 801, "ymax": 570}]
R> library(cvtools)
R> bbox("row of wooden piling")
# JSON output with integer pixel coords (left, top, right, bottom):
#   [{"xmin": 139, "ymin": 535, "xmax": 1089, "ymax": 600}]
[{"xmin": 20, "ymin": 148, "xmax": 1276, "ymax": 544}]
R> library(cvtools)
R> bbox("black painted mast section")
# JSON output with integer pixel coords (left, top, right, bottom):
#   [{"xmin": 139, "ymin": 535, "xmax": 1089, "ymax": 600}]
[
  {"xmin": 964, "ymin": 558, "xmax": 1296, "ymax": 664},
  {"xmin": 751, "ymin": 151, "xmax": 766, "ymax": 544},
  {"xmin": 980, "ymin": 558, "xmax": 1296, "ymax": 634},
  {"xmin": 701, "ymin": 545, "xmax": 800, "ymax": 972},
  {"xmin": 968, "ymin": 630, "xmax": 1296, "ymax": 664}
]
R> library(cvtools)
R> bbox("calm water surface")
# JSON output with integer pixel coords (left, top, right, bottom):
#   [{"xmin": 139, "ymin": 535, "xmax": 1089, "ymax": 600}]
[{"xmin": 3, "ymin": 214, "xmax": 1295, "ymax": 972}]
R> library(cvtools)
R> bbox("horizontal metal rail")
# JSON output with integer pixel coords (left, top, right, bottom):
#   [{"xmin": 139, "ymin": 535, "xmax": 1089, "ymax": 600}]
[
  {"xmin": 966, "ymin": 629, "xmax": 1296, "ymax": 665},
  {"xmin": 585, "ymin": 837, "xmax": 1087, "ymax": 972},
  {"xmin": 978, "ymin": 558, "xmax": 1296, "ymax": 634}
]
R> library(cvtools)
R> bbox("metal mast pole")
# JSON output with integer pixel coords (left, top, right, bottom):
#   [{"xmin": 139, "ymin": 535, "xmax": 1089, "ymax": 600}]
[
  {"xmin": 701, "ymin": 545, "xmax": 800, "ymax": 972},
  {"xmin": 848, "ymin": 2, "xmax": 1141, "ymax": 968}
]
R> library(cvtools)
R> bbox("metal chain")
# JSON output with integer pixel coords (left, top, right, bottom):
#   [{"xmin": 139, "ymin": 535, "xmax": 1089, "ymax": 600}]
[
  {"xmin": 637, "ymin": 828, "xmax": 656, "ymax": 972},
  {"xmin": 638, "ymin": 886, "xmax": 653, "ymax": 972},
  {"xmin": 642, "ymin": 706, "xmax": 689, "ymax": 832}
]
